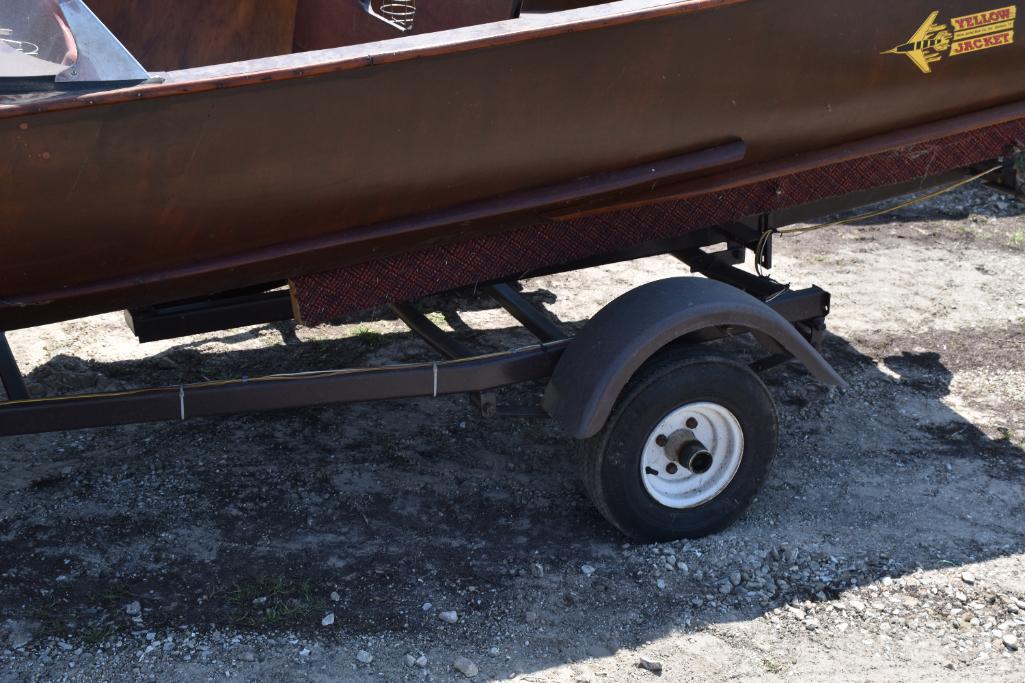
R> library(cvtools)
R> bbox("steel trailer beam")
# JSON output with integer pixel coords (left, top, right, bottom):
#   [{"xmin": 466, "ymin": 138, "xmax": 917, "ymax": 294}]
[
  {"xmin": 485, "ymin": 284, "xmax": 567, "ymax": 343},
  {"xmin": 389, "ymin": 302, "xmax": 477, "ymax": 360},
  {"xmin": 0, "ymin": 341, "xmax": 569, "ymax": 437}
]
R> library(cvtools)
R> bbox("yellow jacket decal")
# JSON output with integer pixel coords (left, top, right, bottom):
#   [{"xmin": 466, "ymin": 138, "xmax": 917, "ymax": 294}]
[{"xmin": 884, "ymin": 6, "xmax": 1016, "ymax": 73}]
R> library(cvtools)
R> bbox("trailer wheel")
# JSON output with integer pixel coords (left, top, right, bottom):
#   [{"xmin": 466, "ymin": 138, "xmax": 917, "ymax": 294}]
[{"xmin": 578, "ymin": 349, "xmax": 778, "ymax": 542}]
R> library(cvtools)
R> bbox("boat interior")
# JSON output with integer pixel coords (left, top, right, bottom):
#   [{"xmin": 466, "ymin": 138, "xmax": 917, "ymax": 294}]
[{"xmin": 83, "ymin": 0, "xmax": 610, "ymax": 72}]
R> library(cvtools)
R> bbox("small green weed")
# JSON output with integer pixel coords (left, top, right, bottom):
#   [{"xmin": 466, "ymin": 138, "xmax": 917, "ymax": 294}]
[
  {"xmin": 352, "ymin": 325, "xmax": 384, "ymax": 347},
  {"xmin": 226, "ymin": 576, "xmax": 328, "ymax": 627}
]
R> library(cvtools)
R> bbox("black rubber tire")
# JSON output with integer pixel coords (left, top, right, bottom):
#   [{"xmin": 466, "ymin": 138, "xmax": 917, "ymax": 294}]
[{"xmin": 578, "ymin": 347, "xmax": 778, "ymax": 542}]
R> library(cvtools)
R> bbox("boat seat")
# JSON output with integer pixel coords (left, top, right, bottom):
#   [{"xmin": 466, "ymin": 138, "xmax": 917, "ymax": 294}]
[
  {"xmin": 86, "ymin": 0, "xmax": 299, "ymax": 71},
  {"xmin": 294, "ymin": 0, "xmax": 522, "ymax": 52}
]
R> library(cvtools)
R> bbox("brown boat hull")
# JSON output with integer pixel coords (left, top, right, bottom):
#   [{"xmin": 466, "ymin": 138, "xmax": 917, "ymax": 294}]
[{"xmin": 3, "ymin": 0, "xmax": 1024, "ymax": 329}]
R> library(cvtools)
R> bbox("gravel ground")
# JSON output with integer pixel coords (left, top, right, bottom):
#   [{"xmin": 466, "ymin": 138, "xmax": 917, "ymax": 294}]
[{"xmin": 1, "ymin": 184, "xmax": 1024, "ymax": 682}]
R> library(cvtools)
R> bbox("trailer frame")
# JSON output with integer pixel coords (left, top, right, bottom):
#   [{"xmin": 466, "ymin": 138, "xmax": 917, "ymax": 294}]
[{"xmin": 0, "ymin": 160, "xmax": 1009, "ymax": 438}]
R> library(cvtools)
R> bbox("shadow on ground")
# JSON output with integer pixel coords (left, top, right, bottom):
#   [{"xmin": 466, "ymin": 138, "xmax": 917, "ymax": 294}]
[{"xmin": 0, "ymin": 290, "xmax": 1023, "ymax": 676}]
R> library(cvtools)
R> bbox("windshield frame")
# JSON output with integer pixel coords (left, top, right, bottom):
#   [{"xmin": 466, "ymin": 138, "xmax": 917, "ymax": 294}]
[{"xmin": 0, "ymin": 0, "xmax": 148, "ymax": 92}]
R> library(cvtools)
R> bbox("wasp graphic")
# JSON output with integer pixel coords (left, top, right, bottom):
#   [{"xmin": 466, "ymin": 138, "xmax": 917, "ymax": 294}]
[{"xmin": 882, "ymin": 11, "xmax": 953, "ymax": 74}]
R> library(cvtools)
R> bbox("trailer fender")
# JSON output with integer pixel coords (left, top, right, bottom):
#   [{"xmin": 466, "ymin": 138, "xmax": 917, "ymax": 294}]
[{"xmin": 542, "ymin": 277, "xmax": 845, "ymax": 439}]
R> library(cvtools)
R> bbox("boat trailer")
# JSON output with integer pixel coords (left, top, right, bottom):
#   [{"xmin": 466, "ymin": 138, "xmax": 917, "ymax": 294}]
[
  {"xmin": 0, "ymin": 161, "xmax": 1014, "ymax": 540},
  {"xmin": 0, "ymin": 225, "xmax": 841, "ymax": 437}
]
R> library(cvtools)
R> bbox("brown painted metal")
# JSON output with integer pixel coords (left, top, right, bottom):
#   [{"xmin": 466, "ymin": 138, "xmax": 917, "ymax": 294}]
[{"xmin": 3, "ymin": 0, "xmax": 1025, "ymax": 330}]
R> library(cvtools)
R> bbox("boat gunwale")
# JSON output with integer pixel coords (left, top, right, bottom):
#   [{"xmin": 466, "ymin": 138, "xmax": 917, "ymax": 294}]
[{"xmin": 0, "ymin": 0, "xmax": 744, "ymax": 118}]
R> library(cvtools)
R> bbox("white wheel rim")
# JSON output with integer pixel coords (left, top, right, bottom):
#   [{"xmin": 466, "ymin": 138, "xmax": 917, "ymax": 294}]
[{"xmin": 639, "ymin": 402, "xmax": 744, "ymax": 509}]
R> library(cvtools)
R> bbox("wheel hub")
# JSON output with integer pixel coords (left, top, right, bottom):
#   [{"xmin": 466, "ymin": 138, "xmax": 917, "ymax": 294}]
[
  {"xmin": 640, "ymin": 402, "xmax": 744, "ymax": 509},
  {"xmin": 662, "ymin": 427, "xmax": 715, "ymax": 474}
]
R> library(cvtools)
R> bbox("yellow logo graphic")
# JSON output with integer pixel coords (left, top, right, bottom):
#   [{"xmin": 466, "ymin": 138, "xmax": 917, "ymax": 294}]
[{"xmin": 884, "ymin": 5, "xmax": 1016, "ymax": 73}]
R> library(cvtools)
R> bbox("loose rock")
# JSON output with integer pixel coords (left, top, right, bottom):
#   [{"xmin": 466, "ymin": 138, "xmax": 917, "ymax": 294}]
[
  {"xmin": 8, "ymin": 628, "xmax": 32, "ymax": 650},
  {"xmin": 638, "ymin": 656, "xmax": 663, "ymax": 673},
  {"xmin": 439, "ymin": 611, "xmax": 459, "ymax": 624},
  {"xmin": 356, "ymin": 649, "xmax": 373, "ymax": 664},
  {"xmin": 453, "ymin": 656, "xmax": 479, "ymax": 677}
]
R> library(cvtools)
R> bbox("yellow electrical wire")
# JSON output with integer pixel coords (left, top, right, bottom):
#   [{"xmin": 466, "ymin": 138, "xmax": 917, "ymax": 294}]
[{"xmin": 755, "ymin": 164, "xmax": 1003, "ymax": 273}]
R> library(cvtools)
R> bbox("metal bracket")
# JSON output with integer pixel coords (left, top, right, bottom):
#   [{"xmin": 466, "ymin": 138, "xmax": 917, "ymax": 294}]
[
  {"xmin": 0, "ymin": 332, "xmax": 28, "ymax": 401},
  {"xmin": 979, "ymin": 153, "xmax": 1025, "ymax": 199},
  {"xmin": 389, "ymin": 302, "xmax": 497, "ymax": 417},
  {"xmin": 360, "ymin": 0, "xmax": 416, "ymax": 32},
  {"xmin": 485, "ymin": 283, "xmax": 567, "ymax": 343},
  {"xmin": 675, "ymin": 249, "xmax": 789, "ymax": 299},
  {"xmin": 126, "ymin": 287, "xmax": 294, "ymax": 343},
  {"xmin": 54, "ymin": 0, "xmax": 149, "ymax": 85},
  {"xmin": 754, "ymin": 215, "xmax": 773, "ymax": 271}
]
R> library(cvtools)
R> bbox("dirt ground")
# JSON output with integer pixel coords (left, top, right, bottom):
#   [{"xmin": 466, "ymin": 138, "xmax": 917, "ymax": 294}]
[{"xmin": 1, "ymin": 183, "xmax": 1024, "ymax": 682}]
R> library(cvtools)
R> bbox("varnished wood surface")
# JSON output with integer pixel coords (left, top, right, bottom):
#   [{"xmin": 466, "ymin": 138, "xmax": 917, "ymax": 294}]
[
  {"xmin": 0, "ymin": 0, "xmax": 746, "ymax": 116},
  {"xmin": 86, "ymin": 0, "xmax": 298, "ymax": 70},
  {"xmin": 295, "ymin": 0, "xmax": 521, "ymax": 51},
  {"xmin": 521, "ymin": 0, "xmax": 607, "ymax": 11}
]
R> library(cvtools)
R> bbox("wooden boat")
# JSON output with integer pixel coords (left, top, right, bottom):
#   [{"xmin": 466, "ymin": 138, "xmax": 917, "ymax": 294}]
[{"xmin": 3, "ymin": 0, "xmax": 1025, "ymax": 331}]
